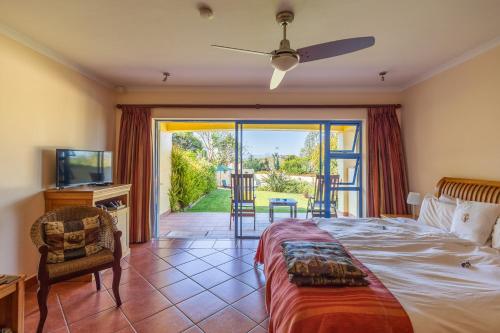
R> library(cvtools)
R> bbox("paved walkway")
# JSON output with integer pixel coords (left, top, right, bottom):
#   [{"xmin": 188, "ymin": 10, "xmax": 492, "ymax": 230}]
[{"xmin": 159, "ymin": 212, "xmax": 307, "ymax": 238}]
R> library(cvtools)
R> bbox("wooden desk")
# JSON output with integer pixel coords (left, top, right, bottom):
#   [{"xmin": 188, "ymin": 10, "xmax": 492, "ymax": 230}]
[
  {"xmin": 0, "ymin": 275, "xmax": 25, "ymax": 333},
  {"xmin": 45, "ymin": 184, "xmax": 131, "ymax": 257}
]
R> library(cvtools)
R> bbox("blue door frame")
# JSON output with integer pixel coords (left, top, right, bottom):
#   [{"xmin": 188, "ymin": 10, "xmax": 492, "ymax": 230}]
[{"xmin": 234, "ymin": 120, "xmax": 363, "ymax": 239}]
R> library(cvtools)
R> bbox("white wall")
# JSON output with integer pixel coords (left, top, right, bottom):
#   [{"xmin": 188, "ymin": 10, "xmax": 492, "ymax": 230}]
[{"xmin": 159, "ymin": 131, "xmax": 172, "ymax": 215}]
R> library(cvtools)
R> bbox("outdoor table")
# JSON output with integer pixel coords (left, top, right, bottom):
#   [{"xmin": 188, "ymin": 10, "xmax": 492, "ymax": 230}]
[{"xmin": 269, "ymin": 198, "xmax": 298, "ymax": 222}]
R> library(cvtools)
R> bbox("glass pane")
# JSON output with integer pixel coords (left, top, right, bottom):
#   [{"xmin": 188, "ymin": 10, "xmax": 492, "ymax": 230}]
[
  {"xmin": 335, "ymin": 190, "xmax": 360, "ymax": 218},
  {"xmin": 330, "ymin": 157, "xmax": 361, "ymax": 218},
  {"xmin": 330, "ymin": 158, "xmax": 359, "ymax": 186},
  {"xmin": 237, "ymin": 123, "xmax": 322, "ymax": 237},
  {"xmin": 330, "ymin": 124, "xmax": 359, "ymax": 153}
]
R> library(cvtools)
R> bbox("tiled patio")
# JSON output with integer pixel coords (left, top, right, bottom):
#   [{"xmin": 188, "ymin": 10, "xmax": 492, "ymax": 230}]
[
  {"xmin": 24, "ymin": 238, "xmax": 268, "ymax": 333},
  {"xmin": 159, "ymin": 212, "xmax": 307, "ymax": 238}
]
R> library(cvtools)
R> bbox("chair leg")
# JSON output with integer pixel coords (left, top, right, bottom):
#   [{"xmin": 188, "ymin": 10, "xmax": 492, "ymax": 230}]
[
  {"xmin": 112, "ymin": 262, "xmax": 122, "ymax": 306},
  {"xmin": 94, "ymin": 271, "xmax": 101, "ymax": 291},
  {"xmin": 229, "ymin": 205, "xmax": 233, "ymax": 230},
  {"xmin": 36, "ymin": 284, "xmax": 50, "ymax": 333},
  {"xmin": 332, "ymin": 205, "xmax": 338, "ymax": 218},
  {"xmin": 306, "ymin": 199, "xmax": 311, "ymax": 219}
]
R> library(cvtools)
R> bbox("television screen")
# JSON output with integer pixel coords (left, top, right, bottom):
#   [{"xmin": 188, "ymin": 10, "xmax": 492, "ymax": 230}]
[{"xmin": 56, "ymin": 149, "xmax": 113, "ymax": 187}]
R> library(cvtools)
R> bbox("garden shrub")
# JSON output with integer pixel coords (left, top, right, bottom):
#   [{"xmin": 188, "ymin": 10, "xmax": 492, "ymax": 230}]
[
  {"xmin": 169, "ymin": 146, "xmax": 216, "ymax": 212},
  {"xmin": 284, "ymin": 179, "xmax": 313, "ymax": 195},
  {"xmin": 261, "ymin": 170, "xmax": 312, "ymax": 194},
  {"xmin": 281, "ymin": 155, "xmax": 308, "ymax": 174},
  {"xmin": 260, "ymin": 170, "xmax": 288, "ymax": 192}
]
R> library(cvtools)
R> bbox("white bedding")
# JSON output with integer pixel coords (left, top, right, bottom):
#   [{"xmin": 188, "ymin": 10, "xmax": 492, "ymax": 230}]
[{"xmin": 317, "ymin": 217, "xmax": 500, "ymax": 333}]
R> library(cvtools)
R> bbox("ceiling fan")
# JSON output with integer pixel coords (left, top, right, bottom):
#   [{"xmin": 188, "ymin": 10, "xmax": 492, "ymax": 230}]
[{"xmin": 212, "ymin": 11, "xmax": 375, "ymax": 90}]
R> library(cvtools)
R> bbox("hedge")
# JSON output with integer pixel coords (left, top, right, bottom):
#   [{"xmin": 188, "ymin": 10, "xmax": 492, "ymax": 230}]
[{"xmin": 169, "ymin": 146, "xmax": 217, "ymax": 212}]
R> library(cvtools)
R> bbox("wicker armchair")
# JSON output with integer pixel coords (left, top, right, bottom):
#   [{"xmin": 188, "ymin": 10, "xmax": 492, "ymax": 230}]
[{"xmin": 31, "ymin": 206, "xmax": 123, "ymax": 333}]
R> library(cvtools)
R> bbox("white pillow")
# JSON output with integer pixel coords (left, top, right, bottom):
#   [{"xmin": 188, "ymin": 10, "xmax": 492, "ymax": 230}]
[
  {"xmin": 492, "ymin": 218, "xmax": 500, "ymax": 249},
  {"xmin": 417, "ymin": 195, "xmax": 456, "ymax": 231},
  {"xmin": 437, "ymin": 200, "xmax": 456, "ymax": 231},
  {"xmin": 439, "ymin": 193, "xmax": 456, "ymax": 204},
  {"xmin": 450, "ymin": 200, "xmax": 500, "ymax": 245}
]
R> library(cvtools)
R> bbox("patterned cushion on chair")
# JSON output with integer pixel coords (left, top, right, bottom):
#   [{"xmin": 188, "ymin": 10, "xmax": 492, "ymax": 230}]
[
  {"xmin": 47, "ymin": 249, "xmax": 114, "ymax": 279},
  {"xmin": 44, "ymin": 215, "xmax": 102, "ymax": 263}
]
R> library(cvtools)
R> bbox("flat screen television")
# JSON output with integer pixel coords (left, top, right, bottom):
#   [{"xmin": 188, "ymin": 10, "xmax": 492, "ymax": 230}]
[{"xmin": 56, "ymin": 149, "xmax": 113, "ymax": 188}]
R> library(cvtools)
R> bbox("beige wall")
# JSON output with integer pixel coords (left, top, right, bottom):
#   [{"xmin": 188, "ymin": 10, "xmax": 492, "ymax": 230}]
[
  {"xmin": 402, "ymin": 45, "xmax": 500, "ymax": 195},
  {"xmin": 0, "ymin": 34, "xmax": 115, "ymax": 276}
]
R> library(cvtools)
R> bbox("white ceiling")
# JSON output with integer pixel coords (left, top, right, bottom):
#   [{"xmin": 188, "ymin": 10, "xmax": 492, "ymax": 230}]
[{"xmin": 0, "ymin": 0, "xmax": 499, "ymax": 90}]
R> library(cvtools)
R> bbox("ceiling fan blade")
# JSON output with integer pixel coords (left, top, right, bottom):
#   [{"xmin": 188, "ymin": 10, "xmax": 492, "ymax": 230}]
[
  {"xmin": 270, "ymin": 69, "xmax": 286, "ymax": 90},
  {"xmin": 211, "ymin": 45, "xmax": 272, "ymax": 56},
  {"xmin": 297, "ymin": 36, "xmax": 375, "ymax": 63}
]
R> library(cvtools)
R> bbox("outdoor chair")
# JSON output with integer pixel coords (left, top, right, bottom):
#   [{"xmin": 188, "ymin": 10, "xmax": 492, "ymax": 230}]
[
  {"xmin": 31, "ymin": 206, "xmax": 122, "ymax": 333},
  {"xmin": 229, "ymin": 173, "xmax": 256, "ymax": 230},
  {"xmin": 306, "ymin": 174, "xmax": 340, "ymax": 218}
]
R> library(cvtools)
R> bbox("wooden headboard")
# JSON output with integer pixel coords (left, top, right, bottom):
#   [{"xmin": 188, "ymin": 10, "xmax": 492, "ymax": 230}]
[{"xmin": 435, "ymin": 177, "xmax": 500, "ymax": 204}]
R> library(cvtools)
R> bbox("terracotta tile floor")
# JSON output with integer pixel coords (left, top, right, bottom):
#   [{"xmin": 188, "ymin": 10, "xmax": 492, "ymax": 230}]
[{"xmin": 25, "ymin": 238, "xmax": 269, "ymax": 333}]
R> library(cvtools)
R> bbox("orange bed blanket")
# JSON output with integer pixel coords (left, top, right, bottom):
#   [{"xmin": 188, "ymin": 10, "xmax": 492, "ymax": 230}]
[{"xmin": 255, "ymin": 219, "xmax": 413, "ymax": 333}]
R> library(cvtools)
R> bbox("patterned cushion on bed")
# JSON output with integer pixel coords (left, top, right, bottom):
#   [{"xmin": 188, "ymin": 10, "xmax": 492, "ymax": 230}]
[
  {"xmin": 282, "ymin": 241, "xmax": 367, "ymax": 279},
  {"xmin": 289, "ymin": 275, "xmax": 370, "ymax": 287},
  {"xmin": 44, "ymin": 215, "xmax": 102, "ymax": 263}
]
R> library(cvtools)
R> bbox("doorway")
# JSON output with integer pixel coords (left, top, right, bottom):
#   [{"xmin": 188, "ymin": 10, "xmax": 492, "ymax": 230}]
[{"xmin": 153, "ymin": 120, "xmax": 363, "ymax": 239}]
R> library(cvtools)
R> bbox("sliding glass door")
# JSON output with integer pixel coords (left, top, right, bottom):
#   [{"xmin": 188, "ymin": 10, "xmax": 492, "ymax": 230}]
[{"xmin": 233, "ymin": 120, "xmax": 362, "ymax": 239}]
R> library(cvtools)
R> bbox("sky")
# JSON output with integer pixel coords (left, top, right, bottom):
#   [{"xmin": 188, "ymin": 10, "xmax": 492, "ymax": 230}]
[{"xmin": 242, "ymin": 130, "xmax": 311, "ymax": 157}]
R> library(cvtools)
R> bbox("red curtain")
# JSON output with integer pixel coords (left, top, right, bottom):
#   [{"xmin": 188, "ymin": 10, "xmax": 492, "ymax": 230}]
[
  {"xmin": 367, "ymin": 106, "xmax": 409, "ymax": 217},
  {"xmin": 117, "ymin": 106, "xmax": 152, "ymax": 243}
]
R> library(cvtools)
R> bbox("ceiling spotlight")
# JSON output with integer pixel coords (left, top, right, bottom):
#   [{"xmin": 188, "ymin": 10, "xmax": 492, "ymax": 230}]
[
  {"xmin": 115, "ymin": 85, "xmax": 125, "ymax": 93},
  {"xmin": 162, "ymin": 72, "xmax": 171, "ymax": 82},
  {"xmin": 198, "ymin": 4, "xmax": 214, "ymax": 20},
  {"xmin": 379, "ymin": 71, "xmax": 388, "ymax": 82}
]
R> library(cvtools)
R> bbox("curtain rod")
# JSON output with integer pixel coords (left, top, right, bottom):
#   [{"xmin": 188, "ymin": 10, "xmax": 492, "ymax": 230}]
[{"xmin": 116, "ymin": 103, "xmax": 402, "ymax": 109}]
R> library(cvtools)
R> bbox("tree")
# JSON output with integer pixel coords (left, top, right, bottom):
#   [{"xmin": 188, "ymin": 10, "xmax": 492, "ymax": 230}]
[
  {"xmin": 197, "ymin": 131, "xmax": 216, "ymax": 162},
  {"xmin": 282, "ymin": 155, "xmax": 308, "ymax": 174},
  {"xmin": 244, "ymin": 154, "xmax": 266, "ymax": 171},
  {"xmin": 271, "ymin": 152, "xmax": 280, "ymax": 170},
  {"xmin": 172, "ymin": 132, "xmax": 203, "ymax": 153},
  {"xmin": 300, "ymin": 131, "xmax": 339, "ymax": 174},
  {"xmin": 197, "ymin": 131, "xmax": 235, "ymax": 165},
  {"xmin": 300, "ymin": 132, "xmax": 320, "ymax": 158},
  {"xmin": 213, "ymin": 132, "xmax": 235, "ymax": 165},
  {"xmin": 300, "ymin": 132, "xmax": 320, "ymax": 173}
]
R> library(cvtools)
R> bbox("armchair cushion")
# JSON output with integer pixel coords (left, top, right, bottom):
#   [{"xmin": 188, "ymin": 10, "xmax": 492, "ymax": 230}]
[
  {"xmin": 44, "ymin": 215, "xmax": 103, "ymax": 263},
  {"xmin": 47, "ymin": 249, "xmax": 114, "ymax": 279}
]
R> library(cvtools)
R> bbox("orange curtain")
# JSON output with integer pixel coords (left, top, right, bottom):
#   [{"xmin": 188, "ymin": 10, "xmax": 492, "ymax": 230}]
[
  {"xmin": 367, "ymin": 106, "xmax": 409, "ymax": 217},
  {"xmin": 117, "ymin": 106, "xmax": 152, "ymax": 243}
]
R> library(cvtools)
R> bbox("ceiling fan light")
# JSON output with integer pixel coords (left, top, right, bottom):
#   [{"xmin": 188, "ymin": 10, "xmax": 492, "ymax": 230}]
[
  {"xmin": 270, "ymin": 69, "xmax": 286, "ymax": 90},
  {"xmin": 271, "ymin": 53, "xmax": 299, "ymax": 72}
]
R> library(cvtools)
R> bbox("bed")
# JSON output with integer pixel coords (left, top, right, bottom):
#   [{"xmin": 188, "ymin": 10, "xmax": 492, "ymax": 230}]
[{"xmin": 255, "ymin": 177, "xmax": 500, "ymax": 333}]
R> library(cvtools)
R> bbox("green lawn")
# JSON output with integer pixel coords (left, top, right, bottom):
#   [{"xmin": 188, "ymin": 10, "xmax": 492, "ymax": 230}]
[{"xmin": 187, "ymin": 188, "xmax": 309, "ymax": 213}]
